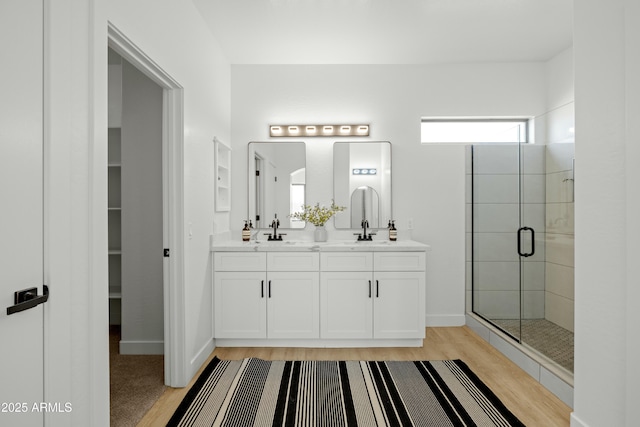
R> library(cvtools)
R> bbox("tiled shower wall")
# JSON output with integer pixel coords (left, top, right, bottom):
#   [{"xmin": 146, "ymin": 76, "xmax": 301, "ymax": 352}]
[
  {"xmin": 544, "ymin": 147, "xmax": 575, "ymax": 331},
  {"xmin": 466, "ymin": 143, "xmax": 546, "ymax": 320}
]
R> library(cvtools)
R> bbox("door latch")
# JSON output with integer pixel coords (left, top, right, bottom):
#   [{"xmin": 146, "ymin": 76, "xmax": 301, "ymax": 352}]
[{"xmin": 6, "ymin": 285, "xmax": 49, "ymax": 315}]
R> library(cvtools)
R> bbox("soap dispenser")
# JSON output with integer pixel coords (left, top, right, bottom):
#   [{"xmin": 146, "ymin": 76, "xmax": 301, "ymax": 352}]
[
  {"xmin": 389, "ymin": 220, "xmax": 397, "ymax": 241},
  {"xmin": 242, "ymin": 220, "xmax": 251, "ymax": 242}
]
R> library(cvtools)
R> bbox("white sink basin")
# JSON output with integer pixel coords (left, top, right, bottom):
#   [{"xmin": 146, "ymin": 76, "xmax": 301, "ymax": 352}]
[
  {"xmin": 344, "ymin": 240, "xmax": 390, "ymax": 245},
  {"xmin": 251, "ymin": 240, "xmax": 313, "ymax": 247}
]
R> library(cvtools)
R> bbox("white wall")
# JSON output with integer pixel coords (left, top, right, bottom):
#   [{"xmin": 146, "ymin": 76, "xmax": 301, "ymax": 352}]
[
  {"xmin": 43, "ymin": 0, "xmax": 231, "ymax": 424},
  {"xmin": 105, "ymin": 0, "xmax": 231, "ymax": 384},
  {"xmin": 120, "ymin": 59, "xmax": 164, "ymax": 354},
  {"xmin": 231, "ymin": 63, "xmax": 547, "ymax": 326},
  {"xmin": 573, "ymin": 1, "xmax": 639, "ymax": 426}
]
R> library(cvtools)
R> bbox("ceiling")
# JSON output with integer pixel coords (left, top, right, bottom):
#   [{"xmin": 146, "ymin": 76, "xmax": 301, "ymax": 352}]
[{"xmin": 192, "ymin": 0, "xmax": 573, "ymax": 65}]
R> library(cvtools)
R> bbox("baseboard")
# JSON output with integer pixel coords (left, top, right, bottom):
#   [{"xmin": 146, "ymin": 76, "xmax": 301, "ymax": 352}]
[
  {"xmin": 426, "ymin": 314, "xmax": 466, "ymax": 326},
  {"xmin": 570, "ymin": 413, "xmax": 588, "ymax": 427},
  {"xmin": 119, "ymin": 340, "xmax": 164, "ymax": 355},
  {"xmin": 214, "ymin": 338, "xmax": 423, "ymax": 348},
  {"xmin": 466, "ymin": 313, "xmax": 574, "ymax": 408},
  {"xmin": 189, "ymin": 337, "xmax": 215, "ymax": 380}
]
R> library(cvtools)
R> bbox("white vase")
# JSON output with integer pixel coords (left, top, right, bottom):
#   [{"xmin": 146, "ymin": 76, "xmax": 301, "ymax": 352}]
[{"xmin": 314, "ymin": 225, "xmax": 328, "ymax": 242}]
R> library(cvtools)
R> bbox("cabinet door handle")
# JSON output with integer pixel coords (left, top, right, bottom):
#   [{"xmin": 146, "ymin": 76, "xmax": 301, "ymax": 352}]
[
  {"xmin": 261, "ymin": 280, "xmax": 264, "ymax": 298},
  {"xmin": 376, "ymin": 280, "xmax": 379, "ymax": 298},
  {"xmin": 368, "ymin": 280, "xmax": 372, "ymax": 298},
  {"xmin": 268, "ymin": 280, "xmax": 271, "ymax": 298}
]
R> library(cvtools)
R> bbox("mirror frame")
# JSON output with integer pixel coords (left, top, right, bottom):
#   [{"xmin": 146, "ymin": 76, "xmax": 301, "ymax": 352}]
[
  {"xmin": 332, "ymin": 141, "xmax": 392, "ymax": 230},
  {"xmin": 247, "ymin": 141, "xmax": 306, "ymax": 229}
]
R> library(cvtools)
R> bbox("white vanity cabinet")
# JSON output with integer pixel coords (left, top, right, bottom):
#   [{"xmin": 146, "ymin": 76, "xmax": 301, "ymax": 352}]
[
  {"xmin": 320, "ymin": 251, "xmax": 426, "ymax": 340},
  {"xmin": 213, "ymin": 252, "xmax": 319, "ymax": 339}
]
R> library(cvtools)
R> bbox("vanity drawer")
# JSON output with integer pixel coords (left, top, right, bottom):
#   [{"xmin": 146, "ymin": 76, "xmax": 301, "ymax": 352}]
[
  {"xmin": 267, "ymin": 252, "xmax": 320, "ymax": 271},
  {"xmin": 214, "ymin": 252, "xmax": 266, "ymax": 271},
  {"xmin": 321, "ymin": 252, "xmax": 373, "ymax": 271},
  {"xmin": 374, "ymin": 252, "xmax": 426, "ymax": 271}
]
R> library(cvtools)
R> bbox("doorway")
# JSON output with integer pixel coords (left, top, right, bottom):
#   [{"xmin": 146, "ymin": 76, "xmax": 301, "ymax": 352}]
[
  {"xmin": 107, "ymin": 46, "xmax": 167, "ymax": 424},
  {"xmin": 254, "ymin": 154, "xmax": 264, "ymax": 228},
  {"xmin": 107, "ymin": 22, "xmax": 187, "ymax": 390}
]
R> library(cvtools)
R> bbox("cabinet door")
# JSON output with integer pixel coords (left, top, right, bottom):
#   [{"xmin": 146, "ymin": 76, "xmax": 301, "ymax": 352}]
[
  {"xmin": 321, "ymin": 272, "xmax": 373, "ymax": 339},
  {"xmin": 214, "ymin": 272, "xmax": 266, "ymax": 338},
  {"xmin": 373, "ymin": 271, "xmax": 425, "ymax": 339},
  {"xmin": 267, "ymin": 272, "xmax": 319, "ymax": 339}
]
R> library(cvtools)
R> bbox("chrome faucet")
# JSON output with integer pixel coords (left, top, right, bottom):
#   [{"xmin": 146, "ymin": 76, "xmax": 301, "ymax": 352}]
[
  {"xmin": 264, "ymin": 217, "xmax": 285, "ymax": 241},
  {"xmin": 355, "ymin": 219, "xmax": 376, "ymax": 241}
]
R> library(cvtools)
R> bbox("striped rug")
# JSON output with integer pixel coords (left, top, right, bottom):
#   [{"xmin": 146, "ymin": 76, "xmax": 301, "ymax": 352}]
[{"xmin": 167, "ymin": 357, "xmax": 524, "ymax": 427}]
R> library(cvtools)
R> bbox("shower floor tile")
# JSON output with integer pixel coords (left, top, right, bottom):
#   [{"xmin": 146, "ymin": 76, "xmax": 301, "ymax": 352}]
[{"xmin": 491, "ymin": 318, "xmax": 574, "ymax": 372}]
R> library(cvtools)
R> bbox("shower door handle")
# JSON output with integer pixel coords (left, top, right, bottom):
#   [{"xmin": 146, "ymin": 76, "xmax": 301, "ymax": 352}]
[{"xmin": 517, "ymin": 227, "xmax": 535, "ymax": 257}]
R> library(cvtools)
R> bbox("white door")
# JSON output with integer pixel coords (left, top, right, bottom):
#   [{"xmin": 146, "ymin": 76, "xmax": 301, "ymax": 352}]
[
  {"xmin": 267, "ymin": 272, "xmax": 319, "ymax": 339},
  {"xmin": 0, "ymin": 0, "xmax": 46, "ymax": 425},
  {"xmin": 320, "ymin": 272, "xmax": 373, "ymax": 339},
  {"xmin": 214, "ymin": 272, "xmax": 266, "ymax": 339},
  {"xmin": 373, "ymin": 272, "xmax": 425, "ymax": 339}
]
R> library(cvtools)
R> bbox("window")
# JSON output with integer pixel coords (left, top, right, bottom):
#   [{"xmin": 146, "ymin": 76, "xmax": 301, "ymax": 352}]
[{"xmin": 421, "ymin": 118, "xmax": 529, "ymax": 144}]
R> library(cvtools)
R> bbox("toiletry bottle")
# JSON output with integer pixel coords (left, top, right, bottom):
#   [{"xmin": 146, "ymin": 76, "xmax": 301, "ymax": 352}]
[
  {"xmin": 389, "ymin": 220, "xmax": 397, "ymax": 241},
  {"xmin": 242, "ymin": 221, "xmax": 251, "ymax": 242}
]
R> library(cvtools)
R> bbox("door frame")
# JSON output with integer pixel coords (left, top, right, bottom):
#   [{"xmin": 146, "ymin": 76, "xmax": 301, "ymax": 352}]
[{"xmin": 107, "ymin": 23, "xmax": 186, "ymax": 386}]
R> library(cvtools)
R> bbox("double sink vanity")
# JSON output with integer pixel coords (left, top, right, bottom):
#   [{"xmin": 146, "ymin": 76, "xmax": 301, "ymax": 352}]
[
  {"xmin": 211, "ymin": 139, "xmax": 428, "ymax": 347},
  {"xmin": 211, "ymin": 239, "xmax": 428, "ymax": 347}
]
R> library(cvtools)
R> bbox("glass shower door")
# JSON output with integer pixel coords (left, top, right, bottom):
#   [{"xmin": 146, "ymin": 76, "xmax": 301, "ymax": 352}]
[
  {"xmin": 520, "ymin": 142, "xmax": 575, "ymax": 373},
  {"xmin": 518, "ymin": 142, "xmax": 547, "ymax": 348},
  {"xmin": 472, "ymin": 139, "xmax": 575, "ymax": 374},
  {"xmin": 471, "ymin": 142, "xmax": 524, "ymax": 341}
]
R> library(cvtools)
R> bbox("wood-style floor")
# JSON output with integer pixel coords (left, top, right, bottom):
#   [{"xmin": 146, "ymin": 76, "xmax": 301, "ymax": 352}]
[{"xmin": 138, "ymin": 326, "xmax": 571, "ymax": 426}]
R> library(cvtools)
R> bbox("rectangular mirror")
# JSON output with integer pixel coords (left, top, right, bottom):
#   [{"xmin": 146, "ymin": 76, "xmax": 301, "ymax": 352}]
[
  {"xmin": 248, "ymin": 141, "xmax": 306, "ymax": 229},
  {"xmin": 333, "ymin": 141, "xmax": 392, "ymax": 229}
]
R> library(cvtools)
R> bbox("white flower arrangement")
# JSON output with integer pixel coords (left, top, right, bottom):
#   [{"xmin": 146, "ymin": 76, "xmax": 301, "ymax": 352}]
[{"xmin": 289, "ymin": 201, "xmax": 346, "ymax": 226}]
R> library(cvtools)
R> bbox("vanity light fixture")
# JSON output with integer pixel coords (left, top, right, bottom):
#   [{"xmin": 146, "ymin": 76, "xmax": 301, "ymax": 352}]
[
  {"xmin": 270, "ymin": 126, "xmax": 283, "ymax": 135},
  {"xmin": 352, "ymin": 168, "xmax": 377, "ymax": 175},
  {"xmin": 269, "ymin": 124, "xmax": 369, "ymax": 137}
]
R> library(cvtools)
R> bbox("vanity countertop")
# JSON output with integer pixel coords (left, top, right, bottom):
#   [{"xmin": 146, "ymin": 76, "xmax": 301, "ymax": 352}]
[{"xmin": 210, "ymin": 239, "xmax": 430, "ymax": 252}]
